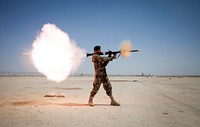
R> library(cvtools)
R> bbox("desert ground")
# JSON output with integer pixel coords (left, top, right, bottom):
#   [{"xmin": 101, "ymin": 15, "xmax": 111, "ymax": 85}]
[{"xmin": 0, "ymin": 76, "xmax": 200, "ymax": 127}]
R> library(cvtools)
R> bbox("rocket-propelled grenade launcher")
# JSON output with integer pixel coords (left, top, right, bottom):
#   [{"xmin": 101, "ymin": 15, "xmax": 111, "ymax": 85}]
[{"xmin": 86, "ymin": 50, "xmax": 140, "ymax": 57}]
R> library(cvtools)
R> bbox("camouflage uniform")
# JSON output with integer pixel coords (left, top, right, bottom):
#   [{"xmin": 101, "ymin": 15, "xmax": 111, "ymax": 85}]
[{"xmin": 89, "ymin": 54, "xmax": 113, "ymax": 97}]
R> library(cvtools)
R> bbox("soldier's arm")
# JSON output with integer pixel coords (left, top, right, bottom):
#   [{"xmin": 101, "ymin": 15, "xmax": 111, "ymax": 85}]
[
  {"xmin": 103, "ymin": 54, "xmax": 117, "ymax": 66},
  {"xmin": 103, "ymin": 61, "xmax": 109, "ymax": 67},
  {"xmin": 96, "ymin": 55, "xmax": 113, "ymax": 62}
]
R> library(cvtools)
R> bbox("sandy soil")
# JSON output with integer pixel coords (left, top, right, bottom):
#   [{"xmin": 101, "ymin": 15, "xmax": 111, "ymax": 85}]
[{"xmin": 0, "ymin": 76, "xmax": 200, "ymax": 127}]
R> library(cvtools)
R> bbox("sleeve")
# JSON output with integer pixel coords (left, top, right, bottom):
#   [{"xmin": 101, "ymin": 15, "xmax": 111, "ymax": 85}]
[{"xmin": 92, "ymin": 55, "xmax": 113, "ymax": 63}]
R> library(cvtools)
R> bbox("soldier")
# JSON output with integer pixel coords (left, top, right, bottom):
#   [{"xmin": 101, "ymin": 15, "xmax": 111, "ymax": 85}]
[{"xmin": 88, "ymin": 45, "xmax": 120, "ymax": 106}]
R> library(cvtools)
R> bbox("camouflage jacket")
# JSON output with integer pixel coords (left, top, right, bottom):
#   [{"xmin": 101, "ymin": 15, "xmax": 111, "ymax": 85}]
[{"xmin": 92, "ymin": 54, "xmax": 113, "ymax": 76}]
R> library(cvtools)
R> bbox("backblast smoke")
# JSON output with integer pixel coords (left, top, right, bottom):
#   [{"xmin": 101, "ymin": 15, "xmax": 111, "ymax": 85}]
[{"xmin": 31, "ymin": 23, "xmax": 85, "ymax": 83}]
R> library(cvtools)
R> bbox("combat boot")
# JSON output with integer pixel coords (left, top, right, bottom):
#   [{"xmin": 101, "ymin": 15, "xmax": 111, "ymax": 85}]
[
  {"xmin": 110, "ymin": 96, "xmax": 120, "ymax": 106},
  {"xmin": 88, "ymin": 96, "xmax": 94, "ymax": 106}
]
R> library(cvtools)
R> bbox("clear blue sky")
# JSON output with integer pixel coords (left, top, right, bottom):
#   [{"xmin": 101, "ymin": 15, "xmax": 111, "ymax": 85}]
[{"xmin": 0, "ymin": 0, "xmax": 200, "ymax": 75}]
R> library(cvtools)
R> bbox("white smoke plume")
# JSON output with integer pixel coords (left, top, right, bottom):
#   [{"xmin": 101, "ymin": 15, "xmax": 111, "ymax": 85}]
[{"xmin": 31, "ymin": 23, "xmax": 85, "ymax": 83}]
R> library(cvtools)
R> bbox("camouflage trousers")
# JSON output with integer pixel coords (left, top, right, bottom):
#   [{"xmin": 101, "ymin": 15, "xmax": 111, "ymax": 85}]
[{"xmin": 90, "ymin": 75, "xmax": 112, "ymax": 97}]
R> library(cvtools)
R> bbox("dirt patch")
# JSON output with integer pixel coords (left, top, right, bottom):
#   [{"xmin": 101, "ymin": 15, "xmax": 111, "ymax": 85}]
[
  {"xmin": 58, "ymin": 103, "xmax": 88, "ymax": 106},
  {"xmin": 110, "ymin": 80, "xmax": 137, "ymax": 82},
  {"xmin": 11, "ymin": 100, "xmax": 49, "ymax": 106},
  {"xmin": 163, "ymin": 112, "xmax": 169, "ymax": 115},
  {"xmin": 11, "ymin": 101, "xmax": 38, "ymax": 106},
  {"xmin": 55, "ymin": 87, "xmax": 82, "ymax": 90},
  {"xmin": 11, "ymin": 101, "xmax": 88, "ymax": 107}
]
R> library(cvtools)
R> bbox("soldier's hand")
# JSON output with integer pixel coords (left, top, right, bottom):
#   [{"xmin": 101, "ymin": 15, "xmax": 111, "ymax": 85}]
[{"xmin": 112, "ymin": 54, "xmax": 116, "ymax": 59}]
